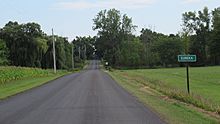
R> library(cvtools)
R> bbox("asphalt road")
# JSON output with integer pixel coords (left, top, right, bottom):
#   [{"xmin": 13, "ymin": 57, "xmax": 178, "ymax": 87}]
[{"xmin": 0, "ymin": 60, "xmax": 165, "ymax": 124}]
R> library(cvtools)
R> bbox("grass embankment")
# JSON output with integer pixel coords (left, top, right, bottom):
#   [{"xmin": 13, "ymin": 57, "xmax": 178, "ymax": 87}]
[
  {"xmin": 108, "ymin": 66, "xmax": 220, "ymax": 124},
  {"xmin": 0, "ymin": 66, "xmax": 69, "ymax": 99}
]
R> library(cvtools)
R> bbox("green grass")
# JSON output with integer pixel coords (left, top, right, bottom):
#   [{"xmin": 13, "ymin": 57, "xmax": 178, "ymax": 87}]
[
  {"xmin": 125, "ymin": 66, "xmax": 220, "ymax": 106},
  {"xmin": 108, "ymin": 66, "xmax": 220, "ymax": 124},
  {"xmin": 0, "ymin": 66, "xmax": 70, "ymax": 99}
]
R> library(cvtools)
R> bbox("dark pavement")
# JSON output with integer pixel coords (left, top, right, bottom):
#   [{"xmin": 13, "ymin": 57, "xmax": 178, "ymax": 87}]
[{"xmin": 0, "ymin": 60, "xmax": 165, "ymax": 124}]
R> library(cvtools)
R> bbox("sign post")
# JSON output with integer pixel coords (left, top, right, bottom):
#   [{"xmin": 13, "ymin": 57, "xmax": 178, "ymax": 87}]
[
  {"xmin": 186, "ymin": 63, "xmax": 189, "ymax": 93},
  {"xmin": 178, "ymin": 55, "xmax": 197, "ymax": 94}
]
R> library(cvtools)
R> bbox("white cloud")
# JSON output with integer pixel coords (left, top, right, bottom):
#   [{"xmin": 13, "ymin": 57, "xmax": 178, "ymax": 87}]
[
  {"xmin": 54, "ymin": 0, "xmax": 155, "ymax": 10},
  {"xmin": 56, "ymin": 1, "xmax": 96, "ymax": 9},
  {"xmin": 182, "ymin": 0, "xmax": 201, "ymax": 4}
]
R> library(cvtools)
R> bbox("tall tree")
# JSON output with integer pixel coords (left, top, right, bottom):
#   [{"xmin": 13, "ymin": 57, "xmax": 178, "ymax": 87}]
[
  {"xmin": 139, "ymin": 28, "xmax": 163, "ymax": 67},
  {"xmin": 0, "ymin": 39, "xmax": 9, "ymax": 65},
  {"xmin": 210, "ymin": 7, "xmax": 220, "ymax": 65},
  {"xmin": 1, "ymin": 21, "xmax": 44, "ymax": 67},
  {"xmin": 34, "ymin": 37, "xmax": 48, "ymax": 67},
  {"xmin": 93, "ymin": 9, "xmax": 136, "ymax": 66},
  {"xmin": 182, "ymin": 7, "xmax": 211, "ymax": 65}
]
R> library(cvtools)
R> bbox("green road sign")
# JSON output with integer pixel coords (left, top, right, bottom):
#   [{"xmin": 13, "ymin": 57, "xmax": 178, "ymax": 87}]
[
  {"xmin": 178, "ymin": 54, "xmax": 197, "ymax": 94},
  {"xmin": 178, "ymin": 55, "xmax": 197, "ymax": 62}
]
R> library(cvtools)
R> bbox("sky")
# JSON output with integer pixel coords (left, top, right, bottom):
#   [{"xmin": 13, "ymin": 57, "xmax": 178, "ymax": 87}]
[{"xmin": 1, "ymin": 0, "xmax": 220, "ymax": 41}]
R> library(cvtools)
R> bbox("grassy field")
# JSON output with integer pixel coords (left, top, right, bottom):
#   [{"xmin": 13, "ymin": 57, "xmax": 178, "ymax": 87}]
[
  {"xmin": 0, "ymin": 66, "xmax": 69, "ymax": 99},
  {"xmin": 108, "ymin": 66, "xmax": 220, "ymax": 124}
]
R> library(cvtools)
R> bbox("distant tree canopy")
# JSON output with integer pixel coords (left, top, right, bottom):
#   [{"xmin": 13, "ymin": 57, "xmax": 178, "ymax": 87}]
[
  {"xmin": 0, "ymin": 7, "xmax": 219, "ymax": 68},
  {"xmin": 92, "ymin": 9, "xmax": 184, "ymax": 67},
  {"xmin": 93, "ymin": 7, "xmax": 220, "ymax": 68},
  {"xmin": 72, "ymin": 36, "xmax": 96, "ymax": 61}
]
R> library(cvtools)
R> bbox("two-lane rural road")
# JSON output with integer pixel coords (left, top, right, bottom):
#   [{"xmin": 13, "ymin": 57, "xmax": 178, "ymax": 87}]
[{"xmin": 0, "ymin": 60, "xmax": 165, "ymax": 124}]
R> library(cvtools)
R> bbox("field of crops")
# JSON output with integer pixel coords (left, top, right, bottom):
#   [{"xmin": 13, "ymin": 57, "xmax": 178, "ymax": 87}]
[
  {"xmin": 0, "ymin": 66, "xmax": 65, "ymax": 85},
  {"xmin": 0, "ymin": 66, "xmax": 69, "ymax": 99}
]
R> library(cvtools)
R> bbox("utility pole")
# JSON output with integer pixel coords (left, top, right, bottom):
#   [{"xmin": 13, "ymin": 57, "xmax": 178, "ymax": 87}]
[
  {"xmin": 84, "ymin": 45, "xmax": 87, "ymax": 60},
  {"xmin": 78, "ymin": 46, "xmax": 81, "ymax": 60},
  {"xmin": 52, "ymin": 28, "xmax": 56, "ymax": 73},
  {"xmin": 72, "ymin": 44, "xmax": 74, "ymax": 69}
]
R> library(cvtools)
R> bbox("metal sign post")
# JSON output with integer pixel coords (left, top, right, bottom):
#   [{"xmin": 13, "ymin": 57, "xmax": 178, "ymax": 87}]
[
  {"xmin": 178, "ymin": 55, "xmax": 197, "ymax": 94},
  {"xmin": 186, "ymin": 63, "xmax": 190, "ymax": 93}
]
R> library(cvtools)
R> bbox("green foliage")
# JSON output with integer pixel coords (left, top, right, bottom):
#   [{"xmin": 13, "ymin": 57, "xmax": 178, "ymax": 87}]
[
  {"xmin": 0, "ymin": 39, "xmax": 8, "ymax": 65},
  {"xmin": 93, "ymin": 9, "xmax": 136, "ymax": 66},
  {"xmin": 153, "ymin": 36, "xmax": 184, "ymax": 67},
  {"xmin": 139, "ymin": 28, "xmax": 161, "ymax": 67},
  {"xmin": 210, "ymin": 7, "xmax": 220, "ymax": 65},
  {"xmin": 117, "ymin": 38, "xmax": 145, "ymax": 66},
  {"xmin": 94, "ymin": 7, "xmax": 220, "ymax": 68},
  {"xmin": 0, "ymin": 7, "xmax": 219, "ymax": 69},
  {"xmin": 0, "ymin": 67, "xmax": 68, "ymax": 99},
  {"xmin": 182, "ymin": 7, "xmax": 220, "ymax": 66},
  {"xmin": 0, "ymin": 66, "xmax": 65, "ymax": 85},
  {"xmin": 0, "ymin": 21, "xmax": 73, "ymax": 69},
  {"xmin": 1, "ymin": 22, "xmax": 43, "ymax": 67},
  {"xmin": 73, "ymin": 36, "xmax": 96, "ymax": 61},
  {"xmin": 93, "ymin": 7, "xmax": 220, "ymax": 68}
]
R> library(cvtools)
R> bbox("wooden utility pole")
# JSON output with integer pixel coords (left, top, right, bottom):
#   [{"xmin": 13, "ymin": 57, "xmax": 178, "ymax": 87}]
[
  {"xmin": 78, "ymin": 46, "xmax": 81, "ymax": 60},
  {"xmin": 84, "ymin": 45, "xmax": 87, "ymax": 60},
  {"xmin": 72, "ymin": 44, "xmax": 74, "ymax": 69},
  {"xmin": 52, "ymin": 28, "xmax": 56, "ymax": 73}
]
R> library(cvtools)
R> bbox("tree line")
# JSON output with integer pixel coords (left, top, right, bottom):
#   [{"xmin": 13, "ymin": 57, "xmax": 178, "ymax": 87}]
[
  {"xmin": 0, "ymin": 7, "xmax": 219, "ymax": 69},
  {"xmin": 0, "ymin": 21, "xmax": 96, "ymax": 69},
  {"xmin": 93, "ymin": 7, "xmax": 220, "ymax": 68}
]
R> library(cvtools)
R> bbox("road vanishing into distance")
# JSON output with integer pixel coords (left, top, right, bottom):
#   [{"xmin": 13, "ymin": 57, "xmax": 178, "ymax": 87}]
[{"xmin": 0, "ymin": 60, "xmax": 165, "ymax": 124}]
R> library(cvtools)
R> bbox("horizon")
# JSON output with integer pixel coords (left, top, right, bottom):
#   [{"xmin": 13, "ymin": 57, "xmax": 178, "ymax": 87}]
[{"xmin": 1, "ymin": 0, "xmax": 220, "ymax": 41}]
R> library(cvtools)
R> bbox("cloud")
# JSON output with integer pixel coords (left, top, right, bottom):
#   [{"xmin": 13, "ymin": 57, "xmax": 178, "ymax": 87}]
[
  {"xmin": 54, "ymin": 0, "xmax": 155, "ymax": 10},
  {"xmin": 182, "ymin": 0, "xmax": 201, "ymax": 4},
  {"xmin": 56, "ymin": 1, "xmax": 97, "ymax": 9}
]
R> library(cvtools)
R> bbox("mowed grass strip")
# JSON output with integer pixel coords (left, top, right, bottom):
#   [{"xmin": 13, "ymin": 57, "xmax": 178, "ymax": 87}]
[
  {"xmin": 108, "ymin": 66, "xmax": 220, "ymax": 124},
  {"xmin": 0, "ymin": 66, "xmax": 69, "ymax": 99}
]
